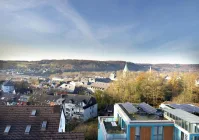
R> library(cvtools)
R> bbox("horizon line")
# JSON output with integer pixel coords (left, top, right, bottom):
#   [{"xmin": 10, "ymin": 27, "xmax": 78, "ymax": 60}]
[{"xmin": 0, "ymin": 59, "xmax": 198, "ymax": 65}]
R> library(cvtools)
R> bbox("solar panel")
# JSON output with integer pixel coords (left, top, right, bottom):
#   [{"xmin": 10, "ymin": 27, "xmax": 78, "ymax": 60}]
[
  {"xmin": 169, "ymin": 104, "xmax": 199, "ymax": 113},
  {"xmin": 122, "ymin": 102, "xmax": 138, "ymax": 114},
  {"xmin": 182, "ymin": 104, "xmax": 199, "ymax": 113},
  {"xmin": 138, "ymin": 102, "xmax": 157, "ymax": 114}
]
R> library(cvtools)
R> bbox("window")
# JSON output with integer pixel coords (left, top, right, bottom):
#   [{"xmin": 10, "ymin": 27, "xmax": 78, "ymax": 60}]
[
  {"xmin": 185, "ymin": 121, "xmax": 189, "ymax": 131},
  {"xmin": 154, "ymin": 126, "xmax": 163, "ymax": 140},
  {"xmin": 197, "ymin": 125, "xmax": 199, "ymax": 133},
  {"xmin": 193, "ymin": 136, "xmax": 199, "ymax": 140},
  {"xmin": 25, "ymin": 125, "xmax": 31, "ymax": 134},
  {"xmin": 4, "ymin": 125, "xmax": 11, "ymax": 134},
  {"xmin": 41, "ymin": 121, "xmax": 47, "ymax": 131},
  {"xmin": 31, "ymin": 109, "xmax": 36, "ymax": 116},
  {"xmin": 135, "ymin": 127, "xmax": 140, "ymax": 140}
]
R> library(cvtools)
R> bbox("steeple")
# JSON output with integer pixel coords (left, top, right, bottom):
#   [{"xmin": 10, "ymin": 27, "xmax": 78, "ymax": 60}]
[
  {"xmin": 149, "ymin": 66, "xmax": 152, "ymax": 73},
  {"xmin": 123, "ymin": 62, "xmax": 129, "ymax": 77},
  {"xmin": 123, "ymin": 62, "xmax": 129, "ymax": 73}
]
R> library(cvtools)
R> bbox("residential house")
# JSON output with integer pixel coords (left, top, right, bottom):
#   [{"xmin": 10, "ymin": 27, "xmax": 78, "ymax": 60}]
[
  {"xmin": 98, "ymin": 102, "xmax": 199, "ymax": 140},
  {"xmin": 1, "ymin": 80, "xmax": 15, "ymax": 93},
  {"xmin": 90, "ymin": 82, "xmax": 110, "ymax": 92},
  {"xmin": 62, "ymin": 94, "xmax": 97, "ymax": 121},
  {"xmin": 59, "ymin": 83, "xmax": 75, "ymax": 93},
  {"xmin": 109, "ymin": 72, "xmax": 117, "ymax": 81},
  {"xmin": 80, "ymin": 77, "xmax": 89, "ymax": 85},
  {"xmin": 0, "ymin": 105, "xmax": 84, "ymax": 140}
]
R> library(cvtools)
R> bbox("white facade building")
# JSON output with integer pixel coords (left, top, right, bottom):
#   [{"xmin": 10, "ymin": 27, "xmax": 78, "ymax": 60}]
[
  {"xmin": 62, "ymin": 94, "xmax": 97, "ymax": 121},
  {"xmin": 58, "ymin": 109, "xmax": 66, "ymax": 132},
  {"xmin": 59, "ymin": 83, "xmax": 75, "ymax": 93},
  {"xmin": 1, "ymin": 81, "xmax": 15, "ymax": 93}
]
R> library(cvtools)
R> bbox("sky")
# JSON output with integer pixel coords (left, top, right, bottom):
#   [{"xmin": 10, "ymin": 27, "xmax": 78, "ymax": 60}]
[{"xmin": 0, "ymin": 0, "xmax": 199, "ymax": 64}]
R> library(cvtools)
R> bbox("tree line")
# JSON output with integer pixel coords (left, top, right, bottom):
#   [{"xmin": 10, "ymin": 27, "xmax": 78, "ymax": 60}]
[{"xmin": 94, "ymin": 71, "xmax": 199, "ymax": 109}]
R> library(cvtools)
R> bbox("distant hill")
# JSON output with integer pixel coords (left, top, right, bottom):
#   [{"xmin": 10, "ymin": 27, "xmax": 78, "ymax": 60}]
[{"xmin": 0, "ymin": 59, "xmax": 199, "ymax": 72}]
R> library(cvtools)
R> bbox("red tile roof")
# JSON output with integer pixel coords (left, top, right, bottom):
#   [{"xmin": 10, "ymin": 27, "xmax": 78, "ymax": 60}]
[{"xmin": 0, "ymin": 105, "xmax": 84, "ymax": 140}]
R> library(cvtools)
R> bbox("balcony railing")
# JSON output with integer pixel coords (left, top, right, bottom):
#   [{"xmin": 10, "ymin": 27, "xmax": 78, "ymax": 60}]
[{"xmin": 99, "ymin": 116, "xmax": 126, "ymax": 140}]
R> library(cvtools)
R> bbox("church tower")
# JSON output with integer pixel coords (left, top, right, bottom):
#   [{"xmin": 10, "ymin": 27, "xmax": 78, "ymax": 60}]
[
  {"xmin": 149, "ymin": 66, "xmax": 152, "ymax": 73},
  {"xmin": 123, "ymin": 62, "xmax": 129, "ymax": 77}
]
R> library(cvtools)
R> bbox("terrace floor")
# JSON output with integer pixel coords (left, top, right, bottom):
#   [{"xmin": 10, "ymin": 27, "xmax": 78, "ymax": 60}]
[{"xmin": 104, "ymin": 121, "xmax": 125, "ymax": 134}]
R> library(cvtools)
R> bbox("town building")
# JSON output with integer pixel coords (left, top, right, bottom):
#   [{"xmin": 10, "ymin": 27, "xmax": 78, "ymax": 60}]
[
  {"xmin": 59, "ymin": 83, "xmax": 75, "ymax": 93},
  {"xmin": 1, "ymin": 80, "xmax": 15, "ymax": 93},
  {"xmin": 109, "ymin": 72, "xmax": 117, "ymax": 81},
  {"xmin": 62, "ymin": 94, "xmax": 97, "ymax": 121},
  {"xmin": 98, "ymin": 102, "xmax": 199, "ymax": 140},
  {"xmin": 80, "ymin": 77, "xmax": 96, "ymax": 85},
  {"xmin": 0, "ymin": 105, "xmax": 84, "ymax": 139},
  {"xmin": 90, "ymin": 82, "xmax": 110, "ymax": 92}
]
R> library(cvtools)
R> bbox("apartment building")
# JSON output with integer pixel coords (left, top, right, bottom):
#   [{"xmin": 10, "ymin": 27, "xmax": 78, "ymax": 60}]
[
  {"xmin": 98, "ymin": 102, "xmax": 199, "ymax": 140},
  {"xmin": 160, "ymin": 103, "xmax": 199, "ymax": 140}
]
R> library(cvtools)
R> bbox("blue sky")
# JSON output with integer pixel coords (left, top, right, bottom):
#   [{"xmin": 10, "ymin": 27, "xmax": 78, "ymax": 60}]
[{"xmin": 0, "ymin": 0, "xmax": 199, "ymax": 64}]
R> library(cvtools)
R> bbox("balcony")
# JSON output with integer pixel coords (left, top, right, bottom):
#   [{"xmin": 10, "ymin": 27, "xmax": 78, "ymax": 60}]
[{"xmin": 98, "ymin": 116, "xmax": 126, "ymax": 140}]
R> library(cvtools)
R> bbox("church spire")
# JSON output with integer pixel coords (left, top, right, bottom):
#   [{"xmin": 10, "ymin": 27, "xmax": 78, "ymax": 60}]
[
  {"xmin": 123, "ymin": 62, "xmax": 129, "ymax": 73},
  {"xmin": 149, "ymin": 66, "xmax": 152, "ymax": 73},
  {"xmin": 123, "ymin": 62, "xmax": 129, "ymax": 77}
]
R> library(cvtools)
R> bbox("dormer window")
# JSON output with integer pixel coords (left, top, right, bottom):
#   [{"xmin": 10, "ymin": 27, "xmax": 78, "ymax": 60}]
[
  {"xmin": 31, "ymin": 109, "xmax": 36, "ymax": 116},
  {"xmin": 4, "ymin": 125, "xmax": 11, "ymax": 134},
  {"xmin": 25, "ymin": 125, "xmax": 31, "ymax": 134},
  {"xmin": 41, "ymin": 121, "xmax": 47, "ymax": 131}
]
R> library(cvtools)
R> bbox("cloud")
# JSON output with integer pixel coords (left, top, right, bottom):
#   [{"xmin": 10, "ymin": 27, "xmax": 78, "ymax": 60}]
[
  {"xmin": 157, "ymin": 39, "xmax": 195, "ymax": 52},
  {"xmin": 0, "ymin": 1, "xmax": 60, "ymax": 34},
  {"xmin": 0, "ymin": 0, "xmax": 45, "ymax": 12},
  {"xmin": 94, "ymin": 24, "xmax": 137, "ymax": 40},
  {"xmin": 0, "ymin": 0, "xmax": 198, "ymax": 64},
  {"xmin": 51, "ymin": 0, "xmax": 101, "ymax": 43}
]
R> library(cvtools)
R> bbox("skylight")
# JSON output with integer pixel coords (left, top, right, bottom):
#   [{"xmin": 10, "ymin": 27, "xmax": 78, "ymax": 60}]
[
  {"xmin": 41, "ymin": 121, "xmax": 47, "ymax": 131},
  {"xmin": 4, "ymin": 125, "xmax": 11, "ymax": 134},
  {"xmin": 25, "ymin": 125, "xmax": 31, "ymax": 134},
  {"xmin": 31, "ymin": 109, "xmax": 37, "ymax": 116}
]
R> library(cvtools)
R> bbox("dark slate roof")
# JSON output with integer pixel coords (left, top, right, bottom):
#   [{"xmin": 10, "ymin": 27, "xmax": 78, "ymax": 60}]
[
  {"xmin": 95, "ymin": 78, "xmax": 111, "ymax": 83},
  {"xmin": 0, "ymin": 105, "xmax": 84, "ymax": 140},
  {"xmin": 63, "ymin": 94, "xmax": 97, "ymax": 109},
  {"xmin": 3, "ymin": 81, "xmax": 14, "ymax": 86}
]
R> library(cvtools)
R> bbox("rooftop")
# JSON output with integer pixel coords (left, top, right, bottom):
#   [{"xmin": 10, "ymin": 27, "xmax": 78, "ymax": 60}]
[
  {"xmin": 90, "ymin": 82, "xmax": 110, "ymax": 89},
  {"xmin": 0, "ymin": 105, "xmax": 84, "ymax": 140},
  {"xmin": 63, "ymin": 94, "xmax": 97, "ymax": 109},
  {"xmin": 164, "ymin": 109, "xmax": 199, "ymax": 124},
  {"xmin": 118, "ymin": 103, "xmax": 165, "ymax": 121},
  {"xmin": 2, "ymin": 80, "xmax": 14, "ymax": 86},
  {"xmin": 166, "ymin": 104, "xmax": 199, "ymax": 114}
]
